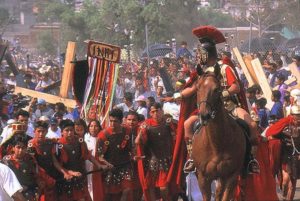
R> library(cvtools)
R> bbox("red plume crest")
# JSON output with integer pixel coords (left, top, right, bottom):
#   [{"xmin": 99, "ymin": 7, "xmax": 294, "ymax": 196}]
[{"xmin": 192, "ymin": 26, "xmax": 226, "ymax": 44}]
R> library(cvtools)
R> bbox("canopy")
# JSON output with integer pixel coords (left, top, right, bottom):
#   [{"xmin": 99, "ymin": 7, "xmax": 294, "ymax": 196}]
[{"xmin": 141, "ymin": 43, "xmax": 172, "ymax": 58}]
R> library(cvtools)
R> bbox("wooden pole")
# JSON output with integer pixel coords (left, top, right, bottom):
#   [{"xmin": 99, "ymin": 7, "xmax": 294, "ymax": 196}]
[
  {"xmin": 60, "ymin": 41, "xmax": 76, "ymax": 98},
  {"xmin": 251, "ymin": 58, "xmax": 274, "ymax": 109},
  {"xmin": 232, "ymin": 47, "xmax": 255, "ymax": 86},
  {"xmin": 14, "ymin": 86, "xmax": 76, "ymax": 108}
]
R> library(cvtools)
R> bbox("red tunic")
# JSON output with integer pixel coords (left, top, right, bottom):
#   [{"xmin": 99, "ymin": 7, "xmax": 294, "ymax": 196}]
[
  {"xmin": 27, "ymin": 138, "xmax": 58, "ymax": 201},
  {"xmin": 97, "ymin": 127, "xmax": 135, "ymax": 197},
  {"xmin": 57, "ymin": 137, "xmax": 91, "ymax": 201},
  {"xmin": 244, "ymin": 138, "xmax": 279, "ymax": 201},
  {"xmin": 137, "ymin": 118, "xmax": 175, "ymax": 192}
]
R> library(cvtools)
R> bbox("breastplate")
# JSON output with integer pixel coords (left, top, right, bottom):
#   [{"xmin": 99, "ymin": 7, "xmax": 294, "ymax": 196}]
[
  {"xmin": 104, "ymin": 132, "xmax": 131, "ymax": 166},
  {"xmin": 3, "ymin": 155, "xmax": 36, "ymax": 187},
  {"xmin": 60, "ymin": 141, "xmax": 84, "ymax": 172},
  {"xmin": 28, "ymin": 140, "xmax": 61, "ymax": 179},
  {"xmin": 147, "ymin": 124, "xmax": 172, "ymax": 159}
]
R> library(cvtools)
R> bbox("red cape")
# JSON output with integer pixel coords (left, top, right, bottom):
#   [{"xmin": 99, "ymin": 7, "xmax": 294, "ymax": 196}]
[
  {"xmin": 266, "ymin": 116, "xmax": 293, "ymax": 137},
  {"xmin": 137, "ymin": 144, "xmax": 152, "ymax": 201},
  {"xmin": 167, "ymin": 71, "xmax": 198, "ymax": 192},
  {"xmin": 244, "ymin": 139, "xmax": 279, "ymax": 201},
  {"xmin": 221, "ymin": 57, "xmax": 249, "ymax": 112}
]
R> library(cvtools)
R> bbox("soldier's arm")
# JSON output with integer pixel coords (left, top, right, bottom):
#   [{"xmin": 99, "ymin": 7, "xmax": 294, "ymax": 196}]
[
  {"xmin": 51, "ymin": 154, "xmax": 75, "ymax": 180},
  {"xmin": 181, "ymin": 81, "xmax": 197, "ymax": 98}
]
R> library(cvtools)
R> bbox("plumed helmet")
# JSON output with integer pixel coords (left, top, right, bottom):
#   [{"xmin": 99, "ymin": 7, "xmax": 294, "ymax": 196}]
[{"xmin": 192, "ymin": 26, "xmax": 226, "ymax": 66}]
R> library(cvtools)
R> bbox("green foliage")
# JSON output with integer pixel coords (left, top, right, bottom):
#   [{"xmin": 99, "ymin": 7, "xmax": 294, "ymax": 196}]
[
  {"xmin": 37, "ymin": 31, "xmax": 56, "ymax": 55},
  {"xmin": 0, "ymin": 7, "xmax": 9, "ymax": 26},
  {"xmin": 36, "ymin": 0, "xmax": 237, "ymax": 54}
]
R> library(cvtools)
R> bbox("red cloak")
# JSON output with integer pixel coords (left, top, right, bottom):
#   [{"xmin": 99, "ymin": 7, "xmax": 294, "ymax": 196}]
[{"xmin": 167, "ymin": 71, "xmax": 198, "ymax": 192}]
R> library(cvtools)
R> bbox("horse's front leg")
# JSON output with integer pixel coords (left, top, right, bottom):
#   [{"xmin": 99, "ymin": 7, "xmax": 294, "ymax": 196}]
[
  {"xmin": 215, "ymin": 179, "xmax": 225, "ymax": 201},
  {"xmin": 221, "ymin": 174, "xmax": 239, "ymax": 201},
  {"xmin": 197, "ymin": 172, "xmax": 212, "ymax": 201}
]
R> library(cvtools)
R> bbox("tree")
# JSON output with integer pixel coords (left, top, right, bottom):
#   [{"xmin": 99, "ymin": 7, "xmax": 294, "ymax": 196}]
[
  {"xmin": 0, "ymin": 7, "xmax": 9, "ymax": 31},
  {"xmin": 37, "ymin": 31, "xmax": 56, "ymax": 55},
  {"xmin": 228, "ymin": 0, "xmax": 300, "ymax": 37}
]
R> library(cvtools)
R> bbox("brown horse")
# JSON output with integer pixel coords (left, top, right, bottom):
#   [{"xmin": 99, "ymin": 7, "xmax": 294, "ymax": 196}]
[{"xmin": 192, "ymin": 72, "xmax": 246, "ymax": 201}]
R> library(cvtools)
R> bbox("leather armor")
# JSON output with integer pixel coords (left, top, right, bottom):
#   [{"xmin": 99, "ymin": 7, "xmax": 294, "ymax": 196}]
[
  {"xmin": 2, "ymin": 154, "xmax": 38, "ymax": 200},
  {"xmin": 28, "ymin": 139, "xmax": 61, "ymax": 179},
  {"xmin": 145, "ymin": 123, "xmax": 173, "ymax": 172},
  {"xmin": 98, "ymin": 128, "xmax": 133, "ymax": 185}
]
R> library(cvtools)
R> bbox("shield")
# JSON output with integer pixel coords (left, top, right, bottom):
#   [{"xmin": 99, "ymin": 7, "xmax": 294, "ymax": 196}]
[
  {"xmin": 141, "ymin": 43, "xmax": 172, "ymax": 58},
  {"xmin": 240, "ymin": 37, "xmax": 276, "ymax": 53}
]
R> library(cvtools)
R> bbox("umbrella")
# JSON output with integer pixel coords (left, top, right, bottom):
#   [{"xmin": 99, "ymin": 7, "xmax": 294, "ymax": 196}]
[
  {"xmin": 240, "ymin": 37, "xmax": 276, "ymax": 53},
  {"xmin": 141, "ymin": 43, "xmax": 172, "ymax": 58},
  {"xmin": 276, "ymin": 38, "xmax": 300, "ymax": 53}
]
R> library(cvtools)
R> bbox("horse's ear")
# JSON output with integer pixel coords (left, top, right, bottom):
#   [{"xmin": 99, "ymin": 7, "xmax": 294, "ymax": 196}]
[
  {"xmin": 214, "ymin": 63, "xmax": 221, "ymax": 78},
  {"xmin": 196, "ymin": 64, "xmax": 204, "ymax": 76}
]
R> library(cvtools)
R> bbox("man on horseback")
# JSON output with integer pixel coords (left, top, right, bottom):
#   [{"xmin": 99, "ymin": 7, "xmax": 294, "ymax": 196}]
[
  {"xmin": 183, "ymin": 26, "xmax": 260, "ymax": 174},
  {"xmin": 266, "ymin": 98, "xmax": 300, "ymax": 201}
]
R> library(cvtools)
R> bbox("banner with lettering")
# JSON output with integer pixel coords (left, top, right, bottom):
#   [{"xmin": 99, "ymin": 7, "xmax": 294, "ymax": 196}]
[{"xmin": 81, "ymin": 40, "xmax": 120, "ymax": 126}]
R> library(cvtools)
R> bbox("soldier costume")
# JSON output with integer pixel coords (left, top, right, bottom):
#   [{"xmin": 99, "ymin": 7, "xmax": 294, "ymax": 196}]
[
  {"xmin": 56, "ymin": 119, "xmax": 92, "ymax": 201},
  {"xmin": 266, "ymin": 104, "xmax": 300, "ymax": 200},
  {"xmin": 27, "ymin": 138, "xmax": 59, "ymax": 201},
  {"xmin": 136, "ymin": 103, "xmax": 176, "ymax": 201},
  {"xmin": 97, "ymin": 126, "xmax": 135, "ymax": 198}
]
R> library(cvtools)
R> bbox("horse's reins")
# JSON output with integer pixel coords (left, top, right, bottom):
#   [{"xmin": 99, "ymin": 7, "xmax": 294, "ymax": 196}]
[
  {"xmin": 197, "ymin": 100, "xmax": 216, "ymax": 121},
  {"xmin": 287, "ymin": 123, "xmax": 300, "ymax": 155}
]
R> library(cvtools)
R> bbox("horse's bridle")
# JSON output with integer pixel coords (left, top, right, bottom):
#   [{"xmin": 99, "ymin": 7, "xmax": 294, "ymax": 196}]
[
  {"xmin": 197, "ymin": 100, "xmax": 216, "ymax": 124},
  {"xmin": 197, "ymin": 73, "xmax": 221, "ymax": 125}
]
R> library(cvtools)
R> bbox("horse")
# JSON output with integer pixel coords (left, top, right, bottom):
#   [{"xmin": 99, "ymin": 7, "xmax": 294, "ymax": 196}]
[{"xmin": 192, "ymin": 72, "xmax": 247, "ymax": 201}]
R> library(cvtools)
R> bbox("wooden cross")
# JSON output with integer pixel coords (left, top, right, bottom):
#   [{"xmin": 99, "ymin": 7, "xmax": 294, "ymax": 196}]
[{"xmin": 14, "ymin": 42, "xmax": 77, "ymax": 108}]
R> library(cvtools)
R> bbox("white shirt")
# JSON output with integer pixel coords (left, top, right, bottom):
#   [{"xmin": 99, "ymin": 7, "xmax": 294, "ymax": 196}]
[
  {"xmin": 136, "ymin": 106, "xmax": 148, "ymax": 119},
  {"xmin": 163, "ymin": 102, "xmax": 181, "ymax": 121},
  {"xmin": 0, "ymin": 163, "xmax": 23, "ymax": 201},
  {"xmin": 84, "ymin": 133, "xmax": 97, "ymax": 200},
  {"xmin": 114, "ymin": 103, "xmax": 134, "ymax": 113},
  {"xmin": 46, "ymin": 127, "xmax": 61, "ymax": 139}
]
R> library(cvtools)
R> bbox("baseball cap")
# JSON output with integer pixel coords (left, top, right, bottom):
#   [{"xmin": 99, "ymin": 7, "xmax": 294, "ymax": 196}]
[
  {"xmin": 50, "ymin": 117, "xmax": 58, "ymax": 125},
  {"xmin": 37, "ymin": 99, "xmax": 46, "ymax": 105}
]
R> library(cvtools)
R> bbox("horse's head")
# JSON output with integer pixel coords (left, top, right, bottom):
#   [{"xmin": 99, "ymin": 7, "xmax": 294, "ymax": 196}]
[{"xmin": 197, "ymin": 72, "xmax": 222, "ymax": 126}]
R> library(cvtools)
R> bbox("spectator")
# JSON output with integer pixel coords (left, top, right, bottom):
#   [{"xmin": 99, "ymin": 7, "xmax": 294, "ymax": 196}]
[
  {"xmin": 114, "ymin": 92, "xmax": 134, "ymax": 113},
  {"xmin": 176, "ymin": 41, "xmax": 192, "ymax": 59},
  {"xmin": 275, "ymin": 74, "xmax": 288, "ymax": 104},
  {"xmin": 255, "ymin": 98, "xmax": 269, "ymax": 129},
  {"xmin": 33, "ymin": 99, "xmax": 54, "ymax": 121},
  {"xmin": 135, "ymin": 95, "xmax": 148, "ymax": 119},
  {"xmin": 1, "ymin": 110, "xmax": 34, "ymax": 142},
  {"xmin": 35, "ymin": 73, "xmax": 53, "ymax": 92},
  {"xmin": 46, "ymin": 117, "xmax": 61, "ymax": 139},
  {"xmin": 266, "ymin": 63, "xmax": 280, "ymax": 88},
  {"xmin": 54, "ymin": 102, "xmax": 73, "ymax": 120},
  {"xmin": 74, "ymin": 118, "xmax": 88, "ymax": 138},
  {"xmin": 270, "ymin": 90, "xmax": 284, "ymax": 119}
]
